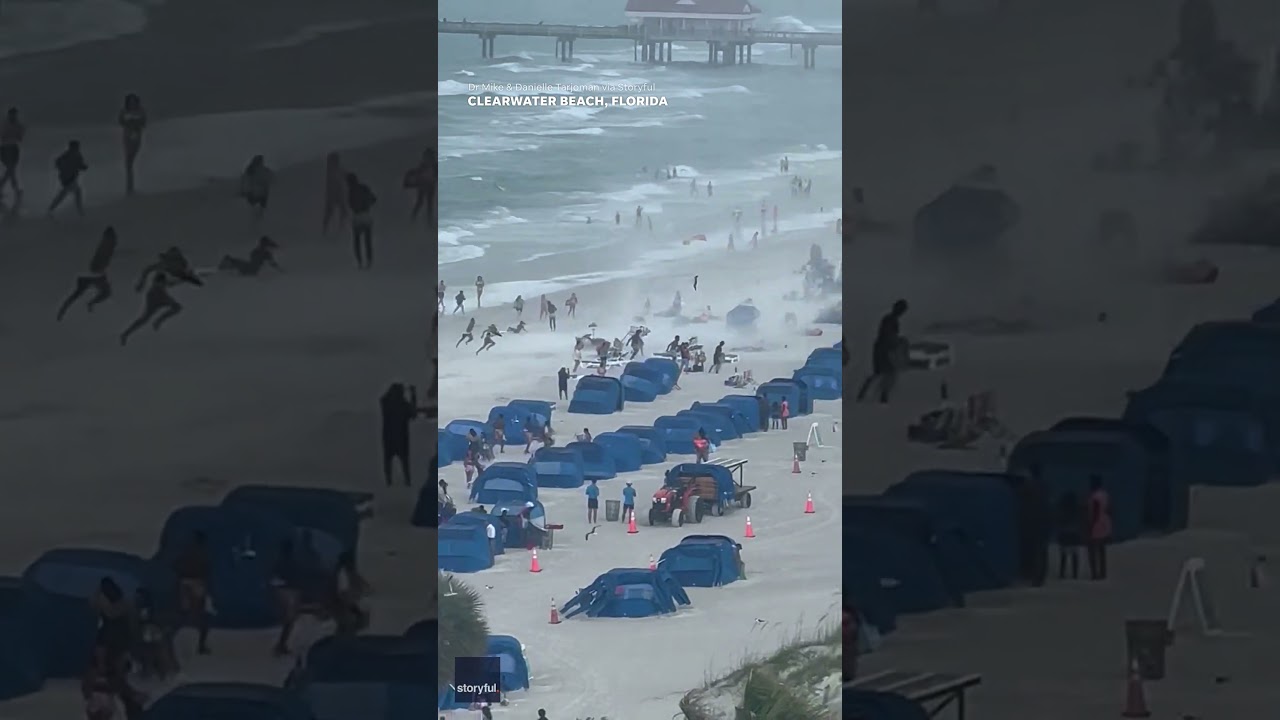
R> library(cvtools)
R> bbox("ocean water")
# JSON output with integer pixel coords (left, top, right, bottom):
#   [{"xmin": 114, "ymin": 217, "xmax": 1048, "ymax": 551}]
[{"xmin": 437, "ymin": 0, "xmax": 843, "ymax": 284}]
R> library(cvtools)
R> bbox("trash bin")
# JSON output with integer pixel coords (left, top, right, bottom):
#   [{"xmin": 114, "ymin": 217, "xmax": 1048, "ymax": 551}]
[
  {"xmin": 1125, "ymin": 619, "xmax": 1171, "ymax": 680},
  {"xmin": 605, "ymin": 499, "xmax": 621, "ymax": 522},
  {"xmin": 793, "ymin": 442, "xmax": 808, "ymax": 461}
]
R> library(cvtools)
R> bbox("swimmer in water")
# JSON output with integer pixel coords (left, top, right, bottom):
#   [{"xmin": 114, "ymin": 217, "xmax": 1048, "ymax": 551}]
[
  {"xmin": 476, "ymin": 324, "xmax": 501, "ymax": 354},
  {"xmin": 322, "ymin": 152, "xmax": 349, "ymax": 233},
  {"xmin": 456, "ymin": 317, "xmax": 476, "ymax": 347},
  {"xmin": 118, "ymin": 94, "xmax": 147, "ymax": 195},
  {"xmin": 137, "ymin": 247, "xmax": 203, "ymax": 290},
  {"xmin": 218, "ymin": 236, "xmax": 282, "ymax": 276},
  {"xmin": 56, "ymin": 226, "xmax": 118, "ymax": 321},
  {"xmin": 119, "ymin": 272, "xmax": 184, "ymax": 346}
]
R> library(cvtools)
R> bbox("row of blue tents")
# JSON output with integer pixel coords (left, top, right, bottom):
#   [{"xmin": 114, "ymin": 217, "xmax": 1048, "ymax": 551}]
[{"xmin": 0, "ymin": 485, "xmax": 370, "ymax": 701}]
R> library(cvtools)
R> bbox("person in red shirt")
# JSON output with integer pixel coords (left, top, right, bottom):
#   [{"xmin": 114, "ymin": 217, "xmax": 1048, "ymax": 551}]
[
  {"xmin": 693, "ymin": 430, "xmax": 710, "ymax": 463},
  {"xmin": 780, "ymin": 399, "xmax": 790, "ymax": 429},
  {"xmin": 1086, "ymin": 475, "xmax": 1112, "ymax": 580}
]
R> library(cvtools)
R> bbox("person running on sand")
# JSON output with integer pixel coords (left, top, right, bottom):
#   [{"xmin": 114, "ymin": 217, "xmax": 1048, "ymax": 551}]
[
  {"xmin": 476, "ymin": 324, "xmax": 501, "ymax": 354},
  {"xmin": 437, "ymin": 280, "xmax": 447, "ymax": 313},
  {"xmin": 219, "ymin": 236, "xmax": 282, "ymax": 276},
  {"xmin": 456, "ymin": 317, "xmax": 476, "ymax": 347},
  {"xmin": 0, "ymin": 107, "xmax": 26, "ymax": 203},
  {"xmin": 118, "ymin": 93, "xmax": 147, "ymax": 195},
  {"xmin": 856, "ymin": 300, "xmax": 908, "ymax": 404},
  {"xmin": 57, "ymin": 226, "xmax": 118, "ymax": 321},
  {"xmin": 406, "ymin": 147, "xmax": 435, "ymax": 222},
  {"xmin": 565, "ymin": 292, "xmax": 578, "ymax": 317},
  {"xmin": 546, "ymin": 299, "xmax": 557, "ymax": 330},
  {"xmin": 347, "ymin": 173, "xmax": 377, "ymax": 269},
  {"xmin": 119, "ymin": 272, "xmax": 184, "ymax": 346},
  {"xmin": 513, "ymin": 294, "xmax": 524, "ymax": 318},
  {"xmin": 47, "ymin": 140, "xmax": 88, "ymax": 218},
  {"xmin": 453, "ymin": 290, "xmax": 466, "ymax": 314},
  {"xmin": 322, "ymin": 152, "xmax": 349, "ymax": 232},
  {"xmin": 539, "ymin": 294, "xmax": 548, "ymax": 320},
  {"xmin": 239, "ymin": 155, "xmax": 274, "ymax": 220},
  {"xmin": 475, "ymin": 275, "xmax": 485, "ymax": 307}
]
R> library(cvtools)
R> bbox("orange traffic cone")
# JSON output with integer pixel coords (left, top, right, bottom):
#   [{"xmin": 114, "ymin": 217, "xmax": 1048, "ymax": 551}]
[
  {"xmin": 804, "ymin": 493, "xmax": 815, "ymax": 514},
  {"xmin": 548, "ymin": 597, "xmax": 561, "ymax": 624},
  {"xmin": 1121, "ymin": 659, "xmax": 1151, "ymax": 718},
  {"xmin": 627, "ymin": 510, "xmax": 639, "ymax": 534},
  {"xmin": 648, "ymin": 554, "xmax": 657, "ymax": 570},
  {"xmin": 791, "ymin": 455, "xmax": 801, "ymax": 474},
  {"xmin": 529, "ymin": 548, "xmax": 542, "ymax": 573},
  {"xmin": 744, "ymin": 515, "xmax": 756, "ymax": 538}
]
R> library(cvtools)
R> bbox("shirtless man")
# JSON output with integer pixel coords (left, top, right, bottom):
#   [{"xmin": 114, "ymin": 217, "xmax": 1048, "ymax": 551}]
[
  {"xmin": 120, "ymin": 272, "xmax": 185, "ymax": 346},
  {"xmin": 57, "ymin": 226, "xmax": 119, "ymax": 320}
]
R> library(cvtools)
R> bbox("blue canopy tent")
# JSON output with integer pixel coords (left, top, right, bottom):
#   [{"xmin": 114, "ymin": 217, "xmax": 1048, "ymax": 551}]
[
  {"xmin": 614, "ymin": 427, "xmax": 669, "ymax": 464},
  {"xmin": 530, "ymin": 447, "xmax": 587, "ymax": 488},
  {"xmin": 691, "ymin": 402, "xmax": 754, "ymax": 435},
  {"xmin": 719, "ymin": 394, "xmax": 766, "ymax": 431},
  {"xmin": 642, "ymin": 357, "xmax": 682, "ymax": 392},
  {"xmin": 143, "ymin": 683, "xmax": 316, "ymax": 720},
  {"xmin": 469, "ymin": 463, "xmax": 538, "ymax": 505},
  {"xmin": 447, "ymin": 512, "xmax": 505, "ymax": 557},
  {"xmin": 438, "ymin": 430, "xmax": 467, "ymax": 467},
  {"xmin": 0, "ymin": 578, "xmax": 44, "ymax": 699},
  {"xmin": 154, "ymin": 505, "xmax": 294, "ymax": 628},
  {"xmin": 489, "ymin": 501, "xmax": 548, "ymax": 549},
  {"xmin": 565, "ymin": 441, "xmax": 617, "ymax": 480},
  {"xmin": 1162, "ymin": 321, "xmax": 1280, "ymax": 393},
  {"xmin": 1007, "ymin": 430, "xmax": 1150, "ymax": 542},
  {"xmin": 658, "ymin": 535, "xmax": 743, "ymax": 587},
  {"xmin": 22, "ymin": 549, "xmax": 172, "ymax": 676},
  {"xmin": 844, "ymin": 690, "xmax": 930, "ymax": 720},
  {"xmin": 592, "ymin": 432, "xmax": 645, "ymax": 472},
  {"xmin": 288, "ymin": 634, "xmax": 433, "ymax": 720},
  {"xmin": 508, "ymin": 399, "xmax": 555, "ymax": 426},
  {"xmin": 757, "ymin": 380, "xmax": 802, "ymax": 419},
  {"xmin": 560, "ymin": 568, "xmax": 692, "ymax": 619},
  {"xmin": 623, "ymin": 362, "xmax": 671, "ymax": 395},
  {"xmin": 568, "ymin": 376, "xmax": 626, "ymax": 414},
  {"xmin": 487, "ymin": 405, "xmax": 532, "ymax": 442},
  {"xmin": 886, "ymin": 471, "xmax": 1022, "ymax": 590},
  {"xmin": 444, "ymin": 419, "xmax": 491, "ymax": 444},
  {"xmin": 440, "ymin": 430, "xmax": 455, "ymax": 466},
  {"xmin": 679, "ymin": 408, "xmax": 741, "ymax": 441},
  {"xmin": 652, "ymin": 415, "xmax": 702, "ymax": 454},
  {"xmin": 485, "ymin": 634, "xmax": 531, "ymax": 693},
  {"xmin": 664, "ymin": 463, "xmax": 738, "ymax": 514},
  {"xmin": 1253, "ymin": 297, "xmax": 1280, "ymax": 324},
  {"xmin": 773, "ymin": 377, "xmax": 813, "ymax": 414},
  {"xmin": 793, "ymin": 365, "xmax": 842, "ymax": 401},
  {"xmin": 1126, "ymin": 382, "xmax": 1274, "ymax": 487},
  {"xmin": 619, "ymin": 372, "xmax": 662, "ymax": 402},
  {"xmin": 805, "ymin": 347, "xmax": 843, "ymax": 372},
  {"xmin": 845, "ymin": 495, "xmax": 996, "ymax": 599},
  {"xmin": 437, "ymin": 518, "xmax": 494, "ymax": 573},
  {"xmin": 843, "ymin": 517, "xmax": 957, "ymax": 615},
  {"xmin": 222, "ymin": 485, "xmax": 361, "ymax": 561},
  {"xmin": 1050, "ymin": 417, "xmax": 1187, "ymax": 533},
  {"xmin": 726, "ymin": 303, "xmax": 761, "ymax": 329}
]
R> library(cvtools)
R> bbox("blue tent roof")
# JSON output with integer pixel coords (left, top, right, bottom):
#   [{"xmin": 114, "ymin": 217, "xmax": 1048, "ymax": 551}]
[
  {"xmin": 642, "ymin": 357, "xmax": 681, "ymax": 392},
  {"xmin": 664, "ymin": 464, "xmax": 737, "ymax": 507},
  {"xmin": 438, "ymin": 517, "xmax": 495, "ymax": 573},
  {"xmin": 592, "ymin": 432, "xmax": 645, "ymax": 472},
  {"xmin": 485, "ymin": 634, "xmax": 531, "ymax": 692},
  {"xmin": 691, "ymin": 402, "xmax": 754, "ymax": 435},
  {"xmin": 489, "ymin": 501, "xmax": 548, "ymax": 549},
  {"xmin": 298, "ymin": 634, "xmax": 432, "ymax": 683},
  {"xmin": 1162, "ymin": 321, "xmax": 1280, "ymax": 392},
  {"xmin": 23, "ymin": 548, "xmax": 173, "ymax": 677},
  {"xmin": 561, "ymin": 567, "xmax": 691, "ymax": 619},
  {"xmin": 844, "ymin": 517, "xmax": 955, "ymax": 616},
  {"xmin": 508, "ymin": 399, "xmax": 555, "ymax": 423},
  {"xmin": 793, "ymin": 365, "xmax": 842, "ymax": 400},
  {"xmin": 758, "ymin": 380, "xmax": 803, "ymax": 418},
  {"xmin": 143, "ymin": 683, "xmax": 316, "ymax": 720},
  {"xmin": 154, "ymin": 505, "xmax": 295, "ymax": 629},
  {"xmin": 659, "ymin": 535, "xmax": 742, "ymax": 587},
  {"xmin": 887, "ymin": 471, "xmax": 1022, "ymax": 590},
  {"xmin": 718, "ymin": 394, "xmax": 765, "ymax": 431},
  {"xmin": 1253, "ymin": 297, "xmax": 1280, "ymax": 324},
  {"xmin": 619, "ymin": 372, "xmax": 661, "ymax": 402},
  {"xmin": 565, "ymin": 440, "xmax": 617, "ymax": 480},
  {"xmin": 1127, "ymin": 392, "xmax": 1273, "ymax": 487},
  {"xmin": 438, "ymin": 429, "xmax": 467, "ymax": 467},
  {"xmin": 569, "ymin": 376, "xmax": 626, "ymax": 414},
  {"xmin": 221, "ymin": 485, "xmax": 361, "ymax": 560},
  {"xmin": 805, "ymin": 347, "xmax": 843, "ymax": 371},
  {"xmin": 487, "ymin": 405, "xmax": 535, "ymax": 444},
  {"xmin": 658, "ymin": 413, "xmax": 726, "ymax": 445},
  {"xmin": 726, "ymin": 303, "xmax": 761, "ymax": 328},
  {"xmin": 678, "ymin": 408, "xmax": 741, "ymax": 440},
  {"xmin": 470, "ymin": 463, "xmax": 539, "ymax": 505},
  {"xmin": 530, "ymin": 446, "xmax": 587, "ymax": 488},
  {"xmin": 651, "ymin": 415, "xmax": 701, "ymax": 454}
]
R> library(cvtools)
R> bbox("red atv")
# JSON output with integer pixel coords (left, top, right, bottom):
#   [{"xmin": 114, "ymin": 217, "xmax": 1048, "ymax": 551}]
[{"xmin": 647, "ymin": 481, "xmax": 705, "ymax": 527}]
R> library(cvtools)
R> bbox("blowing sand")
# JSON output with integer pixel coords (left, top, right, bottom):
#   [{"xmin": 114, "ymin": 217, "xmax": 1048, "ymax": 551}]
[{"xmin": 843, "ymin": 0, "xmax": 1280, "ymax": 718}]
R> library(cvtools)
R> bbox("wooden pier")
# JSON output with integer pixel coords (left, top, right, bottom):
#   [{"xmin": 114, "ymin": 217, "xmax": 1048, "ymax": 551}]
[{"xmin": 438, "ymin": 21, "xmax": 840, "ymax": 68}]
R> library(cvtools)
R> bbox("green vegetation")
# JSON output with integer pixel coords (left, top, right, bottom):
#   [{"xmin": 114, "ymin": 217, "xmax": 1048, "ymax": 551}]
[{"xmin": 437, "ymin": 573, "xmax": 490, "ymax": 690}]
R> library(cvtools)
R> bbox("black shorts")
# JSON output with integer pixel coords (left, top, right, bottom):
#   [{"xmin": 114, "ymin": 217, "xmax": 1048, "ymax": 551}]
[
  {"xmin": 0, "ymin": 144, "xmax": 18, "ymax": 168},
  {"xmin": 587, "ymin": 498, "xmax": 598, "ymax": 509},
  {"xmin": 246, "ymin": 193, "xmax": 269, "ymax": 209}
]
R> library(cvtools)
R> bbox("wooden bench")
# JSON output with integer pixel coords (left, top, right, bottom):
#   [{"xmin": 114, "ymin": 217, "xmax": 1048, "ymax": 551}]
[{"xmin": 846, "ymin": 669, "xmax": 981, "ymax": 719}]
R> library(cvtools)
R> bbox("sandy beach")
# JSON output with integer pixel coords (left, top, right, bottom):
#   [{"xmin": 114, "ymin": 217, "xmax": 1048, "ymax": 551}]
[{"xmin": 842, "ymin": 0, "xmax": 1280, "ymax": 717}]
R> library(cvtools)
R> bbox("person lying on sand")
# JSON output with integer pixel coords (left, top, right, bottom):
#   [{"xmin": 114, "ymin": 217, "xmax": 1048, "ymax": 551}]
[{"xmin": 219, "ymin": 236, "xmax": 282, "ymax": 276}]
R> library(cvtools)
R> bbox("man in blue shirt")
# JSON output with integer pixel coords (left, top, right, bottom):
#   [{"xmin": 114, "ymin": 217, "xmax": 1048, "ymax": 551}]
[
  {"xmin": 585, "ymin": 479, "xmax": 600, "ymax": 523},
  {"xmin": 621, "ymin": 481, "xmax": 637, "ymax": 524}
]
